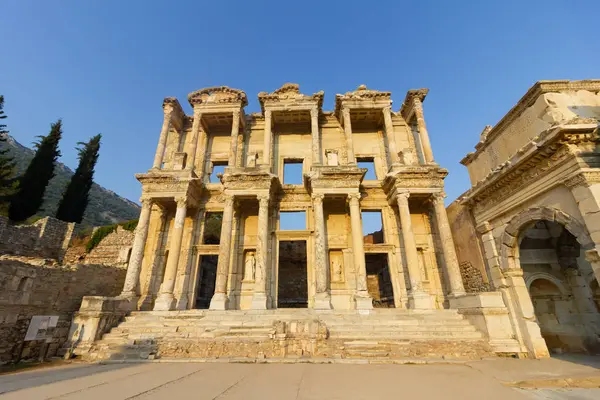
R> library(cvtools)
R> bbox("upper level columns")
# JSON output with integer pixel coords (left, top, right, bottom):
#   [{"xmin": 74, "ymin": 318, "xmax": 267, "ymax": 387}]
[
  {"xmin": 310, "ymin": 106, "xmax": 321, "ymax": 165},
  {"xmin": 152, "ymin": 107, "xmax": 173, "ymax": 169},
  {"xmin": 348, "ymin": 193, "xmax": 373, "ymax": 310},
  {"xmin": 121, "ymin": 198, "xmax": 153, "ymax": 301},
  {"xmin": 312, "ymin": 193, "xmax": 332, "ymax": 309},
  {"xmin": 413, "ymin": 98, "xmax": 435, "ymax": 164},
  {"xmin": 154, "ymin": 196, "xmax": 188, "ymax": 311},
  {"xmin": 396, "ymin": 191, "xmax": 433, "ymax": 309},
  {"xmin": 252, "ymin": 194, "xmax": 270, "ymax": 309},
  {"xmin": 210, "ymin": 194, "xmax": 235, "ymax": 310},
  {"xmin": 342, "ymin": 108, "xmax": 356, "ymax": 164},
  {"xmin": 431, "ymin": 192, "xmax": 465, "ymax": 297},
  {"xmin": 229, "ymin": 109, "xmax": 241, "ymax": 167},
  {"xmin": 263, "ymin": 109, "xmax": 273, "ymax": 171},
  {"xmin": 382, "ymin": 106, "xmax": 399, "ymax": 164},
  {"xmin": 187, "ymin": 108, "xmax": 202, "ymax": 171}
]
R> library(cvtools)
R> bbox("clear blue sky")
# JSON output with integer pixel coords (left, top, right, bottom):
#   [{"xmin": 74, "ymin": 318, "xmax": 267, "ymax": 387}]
[{"xmin": 2, "ymin": 1, "xmax": 599, "ymax": 212}]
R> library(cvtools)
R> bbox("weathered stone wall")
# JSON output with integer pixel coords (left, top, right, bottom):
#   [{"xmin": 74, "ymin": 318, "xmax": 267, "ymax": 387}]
[
  {"xmin": 0, "ymin": 256, "xmax": 125, "ymax": 362},
  {"xmin": 0, "ymin": 216, "xmax": 75, "ymax": 261},
  {"xmin": 446, "ymin": 200, "xmax": 490, "ymax": 292},
  {"xmin": 84, "ymin": 226, "xmax": 134, "ymax": 268}
]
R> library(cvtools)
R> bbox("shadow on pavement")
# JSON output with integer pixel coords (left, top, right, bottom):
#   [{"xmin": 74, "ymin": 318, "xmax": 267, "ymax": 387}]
[{"xmin": 552, "ymin": 354, "xmax": 600, "ymax": 370}]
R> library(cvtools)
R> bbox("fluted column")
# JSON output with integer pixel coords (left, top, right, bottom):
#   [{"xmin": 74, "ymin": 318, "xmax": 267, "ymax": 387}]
[
  {"xmin": 312, "ymin": 193, "xmax": 332, "ymax": 309},
  {"xmin": 209, "ymin": 194, "xmax": 235, "ymax": 310},
  {"xmin": 396, "ymin": 191, "xmax": 432, "ymax": 309},
  {"xmin": 121, "ymin": 198, "xmax": 153, "ymax": 302},
  {"xmin": 252, "ymin": 194, "xmax": 270, "ymax": 309},
  {"xmin": 413, "ymin": 99, "xmax": 434, "ymax": 164},
  {"xmin": 154, "ymin": 196, "xmax": 188, "ymax": 311},
  {"xmin": 431, "ymin": 192, "xmax": 465, "ymax": 297},
  {"xmin": 228, "ymin": 109, "xmax": 240, "ymax": 167},
  {"xmin": 186, "ymin": 108, "xmax": 202, "ymax": 171},
  {"xmin": 382, "ymin": 106, "xmax": 399, "ymax": 164},
  {"xmin": 310, "ymin": 105, "xmax": 321, "ymax": 165},
  {"xmin": 263, "ymin": 109, "xmax": 272, "ymax": 171},
  {"xmin": 152, "ymin": 107, "xmax": 173, "ymax": 169},
  {"xmin": 348, "ymin": 193, "xmax": 373, "ymax": 309},
  {"xmin": 342, "ymin": 107, "xmax": 356, "ymax": 164}
]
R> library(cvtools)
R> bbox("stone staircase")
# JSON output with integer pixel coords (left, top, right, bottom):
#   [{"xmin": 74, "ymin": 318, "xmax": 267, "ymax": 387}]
[{"xmin": 82, "ymin": 309, "xmax": 494, "ymax": 362}]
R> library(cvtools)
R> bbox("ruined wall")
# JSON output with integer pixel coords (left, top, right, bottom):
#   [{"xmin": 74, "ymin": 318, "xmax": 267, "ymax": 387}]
[
  {"xmin": 446, "ymin": 200, "xmax": 490, "ymax": 292},
  {"xmin": 0, "ymin": 216, "xmax": 75, "ymax": 260},
  {"xmin": 0, "ymin": 256, "xmax": 125, "ymax": 362},
  {"xmin": 84, "ymin": 226, "xmax": 134, "ymax": 268}
]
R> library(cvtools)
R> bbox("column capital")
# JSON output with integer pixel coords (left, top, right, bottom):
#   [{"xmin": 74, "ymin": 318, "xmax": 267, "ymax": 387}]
[
  {"xmin": 412, "ymin": 97, "xmax": 424, "ymax": 113},
  {"xmin": 342, "ymin": 107, "xmax": 351, "ymax": 119},
  {"xmin": 140, "ymin": 197, "xmax": 153, "ymax": 208},
  {"xmin": 476, "ymin": 221, "xmax": 493, "ymax": 234},
  {"xmin": 264, "ymin": 108, "xmax": 272, "ymax": 118},
  {"xmin": 348, "ymin": 192, "xmax": 362, "ymax": 204},
  {"xmin": 192, "ymin": 106, "xmax": 202, "ymax": 118},
  {"xmin": 223, "ymin": 194, "xmax": 235, "ymax": 206},
  {"xmin": 312, "ymin": 193, "xmax": 325, "ymax": 203},
  {"xmin": 310, "ymin": 105, "xmax": 319, "ymax": 117},
  {"xmin": 382, "ymin": 105, "xmax": 392, "ymax": 113},
  {"xmin": 232, "ymin": 108, "xmax": 241, "ymax": 119},
  {"xmin": 396, "ymin": 190, "xmax": 410, "ymax": 202},
  {"xmin": 257, "ymin": 193, "xmax": 270, "ymax": 205},
  {"xmin": 431, "ymin": 192, "xmax": 446, "ymax": 203},
  {"xmin": 163, "ymin": 106, "xmax": 174, "ymax": 118},
  {"xmin": 174, "ymin": 196, "xmax": 187, "ymax": 208}
]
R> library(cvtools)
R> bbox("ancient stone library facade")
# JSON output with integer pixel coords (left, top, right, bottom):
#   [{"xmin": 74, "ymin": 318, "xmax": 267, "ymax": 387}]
[
  {"xmin": 449, "ymin": 80, "xmax": 600, "ymax": 357},
  {"xmin": 66, "ymin": 81, "xmax": 598, "ymax": 362}
]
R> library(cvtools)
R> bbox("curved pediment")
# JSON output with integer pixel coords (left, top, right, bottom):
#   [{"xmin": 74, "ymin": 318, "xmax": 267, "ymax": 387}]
[
  {"xmin": 188, "ymin": 86, "xmax": 248, "ymax": 107},
  {"xmin": 335, "ymin": 84, "xmax": 392, "ymax": 114},
  {"xmin": 258, "ymin": 83, "xmax": 324, "ymax": 114}
]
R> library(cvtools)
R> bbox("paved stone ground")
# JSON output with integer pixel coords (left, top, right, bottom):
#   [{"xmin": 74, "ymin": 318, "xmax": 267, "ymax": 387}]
[{"xmin": 0, "ymin": 357, "xmax": 598, "ymax": 400}]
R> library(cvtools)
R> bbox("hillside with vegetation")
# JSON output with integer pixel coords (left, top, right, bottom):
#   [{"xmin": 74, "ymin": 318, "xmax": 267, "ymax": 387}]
[{"xmin": 1, "ymin": 134, "xmax": 140, "ymax": 227}]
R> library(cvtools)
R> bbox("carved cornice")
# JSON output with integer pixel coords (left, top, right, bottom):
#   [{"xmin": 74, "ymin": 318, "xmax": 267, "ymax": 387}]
[
  {"xmin": 462, "ymin": 79, "xmax": 600, "ymax": 165},
  {"xmin": 564, "ymin": 171, "xmax": 600, "ymax": 189},
  {"xmin": 305, "ymin": 165, "xmax": 367, "ymax": 191},
  {"xmin": 187, "ymin": 86, "xmax": 248, "ymax": 107},
  {"xmin": 258, "ymin": 83, "xmax": 324, "ymax": 114},
  {"xmin": 399, "ymin": 88, "xmax": 429, "ymax": 120},
  {"xmin": 334, "ymin": 84, "xmax": 392, "ymax": 116},
  {"xmin": 382, "ymin": 166, "xmax": 448, "ymax": 194}
]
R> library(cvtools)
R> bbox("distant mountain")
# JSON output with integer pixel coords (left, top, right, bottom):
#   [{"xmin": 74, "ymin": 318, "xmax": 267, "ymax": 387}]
[{"xmin": 1, "ymin": 134, "xmax": 140, "ymax": 227}]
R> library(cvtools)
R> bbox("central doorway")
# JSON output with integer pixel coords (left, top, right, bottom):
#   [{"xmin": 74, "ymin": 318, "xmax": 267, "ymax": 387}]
[
  {"xmin": 277, "ymin": 240, "xmax": 308, "ymax": 308},
  {"xmin": 365, "ymin": 253, "xmax": 395, "ymax": 308},
  {"xmin": 195, "ymin": 255, "xmax": 218, "ymax": 309}
]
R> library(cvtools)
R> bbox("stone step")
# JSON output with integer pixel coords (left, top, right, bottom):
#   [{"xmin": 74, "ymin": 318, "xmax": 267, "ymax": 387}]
[
  {"xmin": 328, "ymin": 324, "xmax": 478, "ymax": 332},
  {"xmin": 329, "ymin": 331, "xmax": 484, "ymax": 340}
]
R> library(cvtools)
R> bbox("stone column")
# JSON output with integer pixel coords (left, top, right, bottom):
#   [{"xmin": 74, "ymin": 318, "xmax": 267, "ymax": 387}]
[
  {"xmin": 263, "ymin": 109, "xmax": 272, "ymax": 171},
  {"xmin": 139, "ymin": 206, "xmax": 168, "ymax": 310},
  {"xmin": 121, "ymin": 198, "xmax": 153, "ymax": 303},
  {"xmin": 348, "ymin": 193, "xmax": 373, "ymax": 310},
  {"xmin": 413, "ymin": 99, "xmax": 434, "ymax": 164},
  {"xmin": 342, "ymin": 107, "xmax": 356, "ymax": 164},
  {"xmin": 210, "ymin": 194, "xmax": 235, "ymax": 310},
  {"xmin": 431, "ymin": 192, "xmax": 466, "ymax": 297},
  {"xmin": 154, "ymin": 196, "xmax": 188, "ymax": 311},
  {"xmin": 228, "ymin": 109, "xmax": 240, "ymax": 167},
  {"xmin": 310, "ymin": 105, "xmax": 321, "ymax": 165},
  {"xmin": 152, "ymin": 107, "xmax": 173, "ymax": 169},
  {"xmin": 382, "ymin": 106, "xmax": 399, "ymax": 164},
  {"xmin": 186, "ymin": 108, "xmax": 201, "ymax": 172},
  {"xmin": 312, "ymin": 193, "xmax": 332, "ymax": 309},
  {"xmin": 396, "ymin": 191, "xmax": 432, "ymax": 309},
  {"xmin": 252, "ymin": 194, "xmax": 270, "ymax": 309}
]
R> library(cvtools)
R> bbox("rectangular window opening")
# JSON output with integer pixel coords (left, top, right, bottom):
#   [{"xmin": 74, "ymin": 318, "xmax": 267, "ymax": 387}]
[
  {"xmin": 357, "ymin": 158, "xmax": 377, "ymax": 180},
  {"xmin": 283, "ymin": 160, "xmax": 303, "ymax": 185},
  {"xmin": 362, "ymin": 210, "xmax": 384, "ymax": 244},
  {"xmin": 203, "ymin": 212, "xmax": 223, "ymax": 244},
  {"xmin": 279, "ymin": 211, "xmax": 306, "ymax": 230},
  {"xmin": 209, "ymin": 162, "xmax": 227, "ymax": 184}
]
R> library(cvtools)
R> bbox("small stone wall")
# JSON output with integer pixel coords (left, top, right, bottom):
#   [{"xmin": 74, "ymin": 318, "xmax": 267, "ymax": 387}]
[
  {"xmin": 0, "ymin": 216, "xmax": 75, "ymax": 261},
  {"xmin": 84, "ymin": 226, "xmax": 134, "ymax": 268},
  {"xmin": 0, "ymin": 256, "xmax": 126, "ymax": 363}
]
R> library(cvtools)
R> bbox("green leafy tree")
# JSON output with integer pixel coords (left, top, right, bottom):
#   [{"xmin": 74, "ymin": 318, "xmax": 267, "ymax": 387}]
[
  {"xmin": 56, "ymin": 134, "xmax": 101, "ymax": 223},
  {"xmin": 9, "ymin": 120, "xmax": 62, "ymax": 222},
  {"xmin": 0, "ymin": 95, "xmax": 17, "ymax": 213}
]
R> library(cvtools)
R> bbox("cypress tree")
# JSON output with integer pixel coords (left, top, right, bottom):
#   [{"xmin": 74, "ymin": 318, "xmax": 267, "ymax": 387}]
[
  {"xmin": 0, "ymin": 96, "xmax": 17, "ymax": 213},
  {"xmin": 9, "ymin": 120, "xmax": 62, "ymax": 222},
  {"xmin": 56, "ymin": 134, "xmax": 101, "ymax": 223}
]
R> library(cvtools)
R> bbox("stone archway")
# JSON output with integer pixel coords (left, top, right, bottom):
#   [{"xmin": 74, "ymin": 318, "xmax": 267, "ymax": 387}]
[{"xmin": 500, "ymin": 207, "xmax": 600, "ymax": 354}]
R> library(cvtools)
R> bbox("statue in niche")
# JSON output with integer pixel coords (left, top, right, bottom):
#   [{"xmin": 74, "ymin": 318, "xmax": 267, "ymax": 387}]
[
  {"xmin": 330, "ymin": 253, "xmax": 344, "ymax": 282},
  {"xmin": 399, "ymin": 148, "xmax": 417, "ymax": 166},
  {"xmin": 246, "ymin": 152, "xmax": 258, "ymax": 168},
  {"xmin": 243, "ymin": 251, "xmax": 256, "ymax": 281},
  {"xmin": 325, "ymin": 150, "xmax": 339, "ymax": 166}
]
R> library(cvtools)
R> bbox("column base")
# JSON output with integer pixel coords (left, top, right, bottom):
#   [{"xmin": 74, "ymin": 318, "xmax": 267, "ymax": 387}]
[
  {"xmin": 354, "ymin": 292, "xmax": 373, "ymax": 310},
  {"xmin": 175, "ymin": 293, "xmax": 189, "ymax": 310},
  {"xmin": 408, "ymin": 291, "xmax": 434, "ymax": 310},
  {"xmin": 117, "ymin": 292, "xmax": 139, "ymax": 311},
  {"xmin": 209, "ymin": 293, "xmax": 229, "ymax": 310},
  {"xmin": 138, "ymin": 294, "xmax": 155, "ymax": 311},
  {"xmin": 153, "ymin": 293, "xmax": 176, "ymax": 311},
  {"xmin": 251, "ymin": 292, "xmax": 268, "ymax": 310},
  {"xmin": 313, "ymin": 292, "xmax": 332, "ymax": 310}
]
